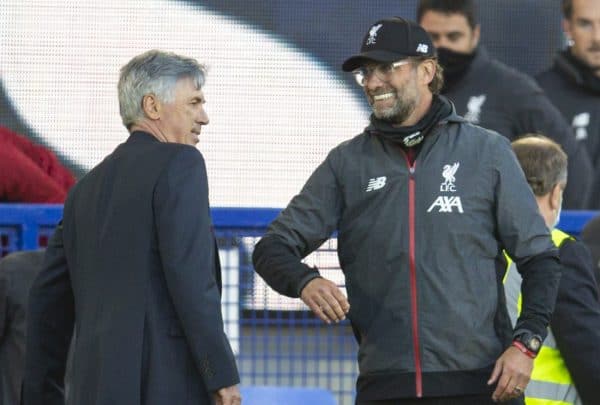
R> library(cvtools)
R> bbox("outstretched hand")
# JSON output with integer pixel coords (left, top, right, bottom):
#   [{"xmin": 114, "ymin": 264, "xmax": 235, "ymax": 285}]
[{"xmin": 300, "ymin": 277, "xmax": 350, "ymax": 324}]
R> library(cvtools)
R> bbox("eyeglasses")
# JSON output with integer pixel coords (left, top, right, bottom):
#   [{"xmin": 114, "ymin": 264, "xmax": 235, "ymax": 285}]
[{"xmin": 352, "ymin": 60, "xmax": 410, "ymax": 87}]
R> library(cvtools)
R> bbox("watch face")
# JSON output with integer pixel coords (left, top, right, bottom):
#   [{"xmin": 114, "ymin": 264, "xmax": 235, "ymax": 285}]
[{"xmin": 528, "ymin": 337, "xmax": 542, "ymax": 352}]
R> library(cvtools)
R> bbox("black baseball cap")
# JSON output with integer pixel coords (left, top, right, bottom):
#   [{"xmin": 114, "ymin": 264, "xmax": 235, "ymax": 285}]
[{"xmin": 342, "ymin": 17, "xmax": 436, "ymax": 72}]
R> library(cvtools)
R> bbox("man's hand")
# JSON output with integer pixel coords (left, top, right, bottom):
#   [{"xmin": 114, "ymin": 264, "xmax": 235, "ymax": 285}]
[
  {"xmin": 213, "ymin": 385, "xmax": 241, "ymax": 405},
  {"xmin": 487, "ymin": 345, "xmax": 533, "ymax": 402},
  {"xmin": 300, "ymin": 277, "xmax": 350, "ymax": 324}
]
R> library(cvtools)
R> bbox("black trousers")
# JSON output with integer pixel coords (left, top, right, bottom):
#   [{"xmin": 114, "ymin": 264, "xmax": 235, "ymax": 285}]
[{"xmin": 356, "ymin": 394, "xmax": 524, "ymax": 405}]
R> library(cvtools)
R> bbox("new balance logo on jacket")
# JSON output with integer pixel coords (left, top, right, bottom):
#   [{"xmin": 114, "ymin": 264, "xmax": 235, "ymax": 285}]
[{"xmin": 366, "ymin": 176, "xmax": 386, "ymax": 192}]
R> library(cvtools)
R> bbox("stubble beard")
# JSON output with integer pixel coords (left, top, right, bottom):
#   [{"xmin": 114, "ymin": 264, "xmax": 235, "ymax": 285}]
[
  {"xmin": 576, "ymin": 41, "xmax": 600, "ymax": 75},
  {"xmin": 372, "ymin": 91, "xmax": 417, "ymax": 125}
]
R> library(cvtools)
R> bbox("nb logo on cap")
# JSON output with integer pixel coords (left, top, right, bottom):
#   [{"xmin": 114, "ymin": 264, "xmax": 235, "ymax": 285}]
[
  {"xmin": 366, "ymin": 24, "xmax": 383, "ymax": 45},
  {"xmin": 416, "ymin": 43, "xmax": 429, "ymax": 53}
]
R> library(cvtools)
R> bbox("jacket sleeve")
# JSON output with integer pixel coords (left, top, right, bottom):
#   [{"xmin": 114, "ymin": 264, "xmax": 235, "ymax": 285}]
[
  {"xmin": 511, "ymin": 83, "xmax": 593, "ymax": 209},
  {"xmin": 253, "ymin": 150, "xmax": 343, "ymax": 297},
  {"xmin": 493, "ymin": 136, "xmax": 561, "ymax": 340},
  {"xmin": 22, "ymin": 223, "xmax": 74, "ymax": 405},
  {"xmin": 552, "ymin": 240, "xmax": 600, "ymax": 404},
  {"xmin": 0, "ymin": 264, "xmax": 8, "ymax": 342},
  {"xmin": 153, "ymin": 147, "xmax": 239, "ymax": 392}
]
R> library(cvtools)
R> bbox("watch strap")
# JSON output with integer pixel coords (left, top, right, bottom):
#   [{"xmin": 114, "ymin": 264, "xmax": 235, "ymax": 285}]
[{"xmin": 512, "ymin": 340, "xmax": 537, "ymax": 359}]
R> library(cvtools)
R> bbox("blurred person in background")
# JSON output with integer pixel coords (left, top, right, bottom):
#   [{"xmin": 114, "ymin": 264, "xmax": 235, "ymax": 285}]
[
  {"xmin": 580, "ymin": 215, "xmax": 600, "ymax": 290},
  {"xmin": 254, "ymin": 17, "xmax": 561, "ymax": 405},
  {"xmin": 508, "ymin": 135, "xmax": 600, "ymax": 405},
  {"xmin": 22, "ymin": 50, "xmax": 240, "ymax": 405},
  {"xmin": 536, "ymin": 0, "xmax": 600, "ymax": 208},
  {"xmin": 0, "ymin": 126, "xmax": 76, "ymax": 203},
  {"xmin": 0, "ymin": 250, "xmax": 45, "ymax": 405},
  {"xmin": 416, "ymin": 0, "xmax": 594, "ymax": 209}
]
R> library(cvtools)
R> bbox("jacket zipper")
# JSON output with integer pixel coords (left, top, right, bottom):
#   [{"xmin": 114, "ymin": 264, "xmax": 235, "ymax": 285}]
[{"xmin": 404, "ymin": 153, "xmax": 422, "ymax": 397}]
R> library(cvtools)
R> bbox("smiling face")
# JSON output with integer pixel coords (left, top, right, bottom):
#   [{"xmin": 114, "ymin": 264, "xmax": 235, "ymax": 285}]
[
  {"xmin": 419, "ymin": 10, "xmax": 480, "ymax": 54},
  {"xmin": 362, "ymin": 58, "xmax": 436, "ymax": 125},
  {"xmin": 153, "ymin": 76, "xmax": 209, "ymax": 145},
  {"xmin": 364, "ymin": 61, "xmax": 419, "ymax": 123},
  {"xmin": 563, "ymin": 0, "xmax": 600, "ymax": 75}
]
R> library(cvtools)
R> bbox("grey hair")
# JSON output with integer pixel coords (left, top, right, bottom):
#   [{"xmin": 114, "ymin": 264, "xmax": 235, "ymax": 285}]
[{"xmin": 118, "ymin": 50, "xmax": 207, "ymax": 129}]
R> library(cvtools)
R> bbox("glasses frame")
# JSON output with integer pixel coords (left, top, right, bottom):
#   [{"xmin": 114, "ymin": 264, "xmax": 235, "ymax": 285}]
[{"xmin": 352, "ymin": 59, "xmax": 411, "ymax": 87}]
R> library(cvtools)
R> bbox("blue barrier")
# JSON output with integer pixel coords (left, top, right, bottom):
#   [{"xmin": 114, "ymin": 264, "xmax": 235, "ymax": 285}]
[
  {"xmin": 240, "ymin": 386, "xmax": 337, "ymax": 405},
  {"xmin": 1, "ymin": 204, "xmax": 597, "ymax": 404},
  {"xmin": 2, "ymin": 204, "xmax": 593, "ymax": 251},
  {"xmin": 555, "ymin": 210, "xmax": 598, "ymax": 235}
]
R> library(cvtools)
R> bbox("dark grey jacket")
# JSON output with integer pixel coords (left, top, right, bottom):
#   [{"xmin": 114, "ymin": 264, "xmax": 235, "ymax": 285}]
[
  {"xmin": 253, "ymin": 106, "xmax": 560, "ymax": 400},
  {"xmin": 536, "ymin": 51, "xmax": 600, "ymax": 209},
  {"xmin": 0, "ymin": 250, "xmax": 44, "ymax": 405},
  {"xmin": 443, "ymin": 47, "xmax": 593, "ymax": 209}
]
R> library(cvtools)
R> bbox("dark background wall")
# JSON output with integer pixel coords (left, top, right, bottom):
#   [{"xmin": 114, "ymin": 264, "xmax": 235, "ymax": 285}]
[{"xmin": 0, "ymin": 0, "xmax": 564, "ymax": 177}]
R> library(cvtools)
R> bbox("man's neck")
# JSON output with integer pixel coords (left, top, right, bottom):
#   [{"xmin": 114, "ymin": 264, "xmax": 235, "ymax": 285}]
[{"xmin": 130, "ymin": 122, "xmax": 167, "ymax": 142}]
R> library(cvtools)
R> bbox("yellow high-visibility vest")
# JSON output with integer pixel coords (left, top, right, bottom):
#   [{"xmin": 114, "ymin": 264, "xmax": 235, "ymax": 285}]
[{"xmin": 504, "ymin": 229, "xmax": 581, "ymax": 405}]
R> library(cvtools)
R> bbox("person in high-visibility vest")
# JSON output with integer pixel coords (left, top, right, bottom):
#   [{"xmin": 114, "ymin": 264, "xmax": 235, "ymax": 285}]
[{"xmin": 506, "ymin": 135, "xmax": 600, "ymax": 404}]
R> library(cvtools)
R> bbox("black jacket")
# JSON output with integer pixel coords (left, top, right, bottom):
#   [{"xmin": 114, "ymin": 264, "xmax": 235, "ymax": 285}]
[
  {"xmin": 23, "ymin": 132, "xmax": 239, "ymax": 405},
  {"xmin": 0, "ymin": 250, "xmax": 44, "ymax": 405},
  {"xmin": 552, "ymin": 237, "xmax": 600, "ymax": 404},
  {"xmin": 536, "ymin": 51, "xmax": 600, "ymax": 208},
  {"xmin": 442, "ymin": 47, "xmax": 594, "ymax": 209}
]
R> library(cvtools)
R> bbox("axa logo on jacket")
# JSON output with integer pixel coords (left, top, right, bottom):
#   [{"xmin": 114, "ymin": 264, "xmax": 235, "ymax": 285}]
[
  {"xmin": 427, "ymin": 196, "xmax": 464, "ymax": 213},
  {"xmin": 427, "ymin": 162, "xmax": 464, "ymax": 213}
]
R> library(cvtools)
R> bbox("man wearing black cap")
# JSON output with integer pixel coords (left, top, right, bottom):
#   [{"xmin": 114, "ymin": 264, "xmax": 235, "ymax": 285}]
[
  {"xmin": 253, "ymin": 17, "xmax": 561, "ymax": 405},
  {"xmin": 416, "ymin": 0, "xmax": 594, "ymax": 209}
]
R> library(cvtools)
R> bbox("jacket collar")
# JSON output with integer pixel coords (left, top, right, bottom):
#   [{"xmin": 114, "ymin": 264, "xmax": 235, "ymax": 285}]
[
  {"xmin": 553, "ymin": 50, "xmax": 600, "ymax": 94},
  {"xmin": 364, "ymin": 96, "xmax": 466, "ymax": 135},
  {"xmin": 468, "ymin": 45, "xmax": 491, "ymax": 74},
  {"xmin": 127, "ymin": 131, "xmax": 161, "ymax": 144}
]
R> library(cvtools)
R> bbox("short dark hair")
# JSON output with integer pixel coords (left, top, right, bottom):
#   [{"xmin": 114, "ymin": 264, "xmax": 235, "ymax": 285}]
[
  {"xmin": 562, "ymin": 0, "xmax": 573, "ymax": 19},
  {"xmin": 416, "ymin": 0, "xmax": 478, "ymax": 29},
  {"xmin": 512, "ymin": 135, "xmax": 568, "ymax": 197}
]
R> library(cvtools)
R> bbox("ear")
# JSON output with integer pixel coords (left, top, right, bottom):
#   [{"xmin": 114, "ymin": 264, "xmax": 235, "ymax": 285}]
[
  {"xmin": 141, "ymin": 94, "xmax": 161, "ymax": 121},
  {"xmin": 562, "ymin": 18, "xmax": 573, "ymax": 42},
  {"xmin": 419, "ymin": 59, "xmax": 436, "ymax": 86},
  {"xmin": 549, "ymin": 183, "xmax": 562, "ymax": 211},
  {"xmin": 471, "ymin": 24, "xmax": 481, "ymax": 48}
]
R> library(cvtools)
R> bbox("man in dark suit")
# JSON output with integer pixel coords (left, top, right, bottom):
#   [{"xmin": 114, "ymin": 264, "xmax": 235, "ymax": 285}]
[
  {"xmin": 0, "ymin": 250, "xmax": 44, "ymax": 405},
  {"xmin": 22, "ymin": 50, "xmax": 241, "ymax": 405}
]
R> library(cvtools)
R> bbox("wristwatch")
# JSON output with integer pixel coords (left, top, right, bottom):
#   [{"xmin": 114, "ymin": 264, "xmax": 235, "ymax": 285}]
[{"xmin": 512, "ymin": 331, "xmax": 542, "ymax": 358}]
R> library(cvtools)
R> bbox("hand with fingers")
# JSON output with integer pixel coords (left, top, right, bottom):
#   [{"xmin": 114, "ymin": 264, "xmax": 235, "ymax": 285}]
[
  {"xmin": 487, "ymin": 345, "xmax": 533, "ymax": 403},
  {"xmin": 213, "ymin": 384, "xmax": 242, "ymax": 405},
  {"xmin": 300, "ymin": 277, "xmax": 350, "ymax": 324}
]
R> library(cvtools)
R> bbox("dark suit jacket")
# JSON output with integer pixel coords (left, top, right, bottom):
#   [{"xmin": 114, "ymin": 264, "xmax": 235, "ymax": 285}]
[
  {"xmin": 22, "ymin": 131, "xmax": 239, "ymax": 405},
  {"xmin": 0, "ymin": 250, "xmax": 44, "ymax": 405}
]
